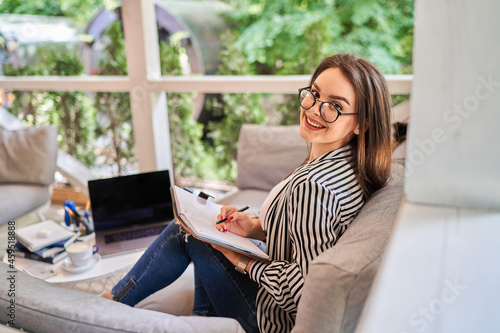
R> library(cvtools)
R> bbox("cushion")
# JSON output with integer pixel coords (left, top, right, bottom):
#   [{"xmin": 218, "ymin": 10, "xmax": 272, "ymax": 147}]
[
  {"xmin": 236, "ymin": 125, "xmax": 309, "ymax": 191},
  {"xmin": 0, "ymin": 126, "xmax": 58, "ymax": 186},
  {"xmin": 392, "ymin": 141, "xmax": 406, "ymax": 165},
  {"xmin": 0, "ymin": 184, "xmax": 50, "ymax": 226},
  {"xmin": 0, "ymin": 263, "xmax": 244, "ymax": 333},
  {"xmin": 292, "ymin": 163, "xmax": 405, "ymax": 333},
  {"xmin": 135, "ymin": 263, "xmax": 195, "ymax": 316}
]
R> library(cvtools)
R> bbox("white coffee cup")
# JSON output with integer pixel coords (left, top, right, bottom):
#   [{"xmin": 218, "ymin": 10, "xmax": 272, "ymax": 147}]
[{"xmin": 66, "ymin": 242, "xmax": 98, "ymax": 267}]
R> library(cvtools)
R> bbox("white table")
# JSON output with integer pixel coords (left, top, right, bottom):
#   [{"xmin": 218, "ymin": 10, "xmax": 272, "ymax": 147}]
[{"xmin": 4, "ymin": 250, "xmax": 145, "ymax": 294}]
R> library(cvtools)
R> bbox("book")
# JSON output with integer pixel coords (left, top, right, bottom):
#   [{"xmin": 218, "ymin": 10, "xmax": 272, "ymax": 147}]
[
  {"xmin": 15, "ymin": 241, "xmax": 66, "ymax": 258},
  {"xmin": 15, "ymin": 220, "xmax": 75, "ymax": 252},
  {"xmin": 13, "ymin": 245, "xmax": 68, "ymax": 264},
  {"xmin": 34, "ymin": 244, "xmax": 66, "ymax": 258},
  {"xmin": 17, "ymin": 239, "xmax": 68, "ymax": 258},
  {"xmin": 170, "ymin": 186, "xmax": 269, "ymax": 262}
]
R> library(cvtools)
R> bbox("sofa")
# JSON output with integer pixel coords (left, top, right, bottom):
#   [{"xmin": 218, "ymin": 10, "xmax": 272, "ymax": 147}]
[
  {"xmin": 0, "ymin": 124, "xmax": 405, "ymax": 332},
  {"xmin": 0, "ymin": 126, "xmax": 58, "ymax": 226}
]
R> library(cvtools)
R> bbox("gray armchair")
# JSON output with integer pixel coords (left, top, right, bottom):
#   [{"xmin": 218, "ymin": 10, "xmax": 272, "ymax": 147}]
[{"xmin": 0, "ymin": 125, "xmax": 58, "ymax": 226}]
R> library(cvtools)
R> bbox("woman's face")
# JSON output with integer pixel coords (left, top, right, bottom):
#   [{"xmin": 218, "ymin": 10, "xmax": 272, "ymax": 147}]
[{"xmin": 299, "ymin": 67, "xmax": 359, "ymax": 159}]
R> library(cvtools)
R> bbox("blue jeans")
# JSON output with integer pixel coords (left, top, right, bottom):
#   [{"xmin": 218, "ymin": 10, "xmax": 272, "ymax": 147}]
[{"xmin": 111, "ymin": 222, "xmax": 259, "ymax": 332}]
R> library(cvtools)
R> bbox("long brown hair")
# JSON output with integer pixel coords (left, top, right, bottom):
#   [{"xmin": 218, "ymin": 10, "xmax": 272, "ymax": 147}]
[{"xmin": 309, "ymin": 54, "xmax": 392, "ymax": 198}]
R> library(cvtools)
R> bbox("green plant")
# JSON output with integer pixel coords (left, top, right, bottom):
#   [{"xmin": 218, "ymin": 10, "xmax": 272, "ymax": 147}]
[
  {"xmin": 94, "ymin": 24, "xmax": 214, "ymax": 181},
  {"xmin": 218, "ymin": 0, "xmax": 414, "ymax": 125},
  {"xmin": 93, "ymin": 21, "xmax": 134, "ymax": 175},
  {"xmin": 0, "ymin": 0, "xmax": 109, "ymax": 25},
  {"xmin": 159, "ymin": 32, "xmax": 216, "ymax": 182},
  {"xmin": 222, "ymin": 0, "xmax": 413, "ymax": 74},
  {"xmin": 206, "ymin": 31, "xmax": 268, "ymax": 181},
  {"xmin": 4, "ymin": 45, "xmax": 97, "ymax": 165}
]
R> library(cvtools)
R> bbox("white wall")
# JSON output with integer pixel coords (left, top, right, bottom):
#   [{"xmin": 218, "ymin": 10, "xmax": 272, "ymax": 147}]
[
  {"xmin": 405, "ymin": 0, "xmax": 500, "ymax": 211},
  {"xmin": 356, "ymin": 1, "xmax": 500, "ymax": 332}
]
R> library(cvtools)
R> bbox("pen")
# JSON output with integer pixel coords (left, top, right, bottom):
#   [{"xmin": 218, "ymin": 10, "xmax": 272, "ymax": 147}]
[
  {"xmin": 64, "ymin": 206, "xmax": 77, "ymax": 229},
  {"xmin": 64, "ymin": 201, "xmax": 81, "ymax": 229},
  {"xmin": 216, "ymin": 206, "xmax": 250, "ymax": 225}
]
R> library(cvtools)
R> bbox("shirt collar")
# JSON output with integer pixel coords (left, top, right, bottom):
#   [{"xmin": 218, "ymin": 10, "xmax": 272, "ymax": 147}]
[{"xmin": 308, "ymin": 145, "xmax": 352, "ymax": 165}]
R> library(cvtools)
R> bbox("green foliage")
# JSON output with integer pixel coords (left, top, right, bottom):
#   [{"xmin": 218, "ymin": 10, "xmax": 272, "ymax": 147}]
[
  {"xmin": 159, "ymin": 32, "xmax": 217, "ymax": 181},
  {"xmin": 206, "ymin": 93, "xmax": 267, "ymax": 180},
  {"xmin": 96, "ymin": 21, "xmax": 128, "ymax": 76},
  {"xmin": 222, "ymin": 0, "xmax": 413, "ymax": 75},
  {"xmin": 0, "ymin": 0, "xmax": 64, "ymax": 16},
  {"xmin": 332, "ymin": 0, "xmax": 414, "ymax": 74},
  {"xmin": 49, "ymin": 91, "xmax": 96, "ymax": 164},
  {"xmin": 3, "ymin": 45, "xmax": 97, "ymax": 165},
  {"xmin": 0, "ymin": 0, "xmax": 109, "ymax": 25},
  {"xmin": 221, "ymin": 0, "xmax": 339, "ymax": 76},
  {"xmin": 218, "ymin": 0, "xmax": 414, "ymax": 125},
  {"xmin": 93, "ymin": 21, "xmax": 134, "ymax": 175},
  {"xmin": 94, "ymin": 24, "xmax": 214, "ymax": 180},
  {"xmin": 207, "ymin": 30, "xmax": 267, "ymax": 180}
]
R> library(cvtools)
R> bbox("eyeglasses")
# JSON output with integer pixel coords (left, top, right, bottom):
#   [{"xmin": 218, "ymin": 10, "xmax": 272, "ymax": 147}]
[{"xmin": 298, "ymin": 87, "xmax": 357, "ymax": 123}]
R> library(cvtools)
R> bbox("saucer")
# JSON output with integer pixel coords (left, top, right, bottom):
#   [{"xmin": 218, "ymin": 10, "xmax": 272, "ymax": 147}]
[{"xmin": 62, "ymin": 254, "xmax": 101, "ymax": 273}]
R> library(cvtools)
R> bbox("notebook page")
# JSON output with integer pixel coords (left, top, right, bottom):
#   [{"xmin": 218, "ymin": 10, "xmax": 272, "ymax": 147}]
[{"xmin": 173, "ymin": 186, "xmax": 269, "ymax": 261}]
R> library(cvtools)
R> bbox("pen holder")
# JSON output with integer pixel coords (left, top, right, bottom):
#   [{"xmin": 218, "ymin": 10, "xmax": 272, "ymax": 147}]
[{"xmin": 64, "ymin": 199, "xmax": 94, "ymax": 236}]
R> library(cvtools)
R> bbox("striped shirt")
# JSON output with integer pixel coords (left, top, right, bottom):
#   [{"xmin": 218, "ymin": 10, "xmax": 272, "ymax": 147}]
[{"xmin": 249, "ymin": 145, "xmax": 364, "ymax": 332}]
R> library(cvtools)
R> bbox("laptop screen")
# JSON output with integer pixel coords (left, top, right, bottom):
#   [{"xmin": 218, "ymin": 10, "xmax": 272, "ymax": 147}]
[{"xmin": 88, "ymin": 170, "xmax": 174, "ymax": 231}]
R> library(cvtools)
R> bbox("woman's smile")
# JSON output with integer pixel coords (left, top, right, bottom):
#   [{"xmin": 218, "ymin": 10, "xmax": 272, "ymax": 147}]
[{"xmin": 305, "ymin": 115, "xmax": 326, "ymax": 130}]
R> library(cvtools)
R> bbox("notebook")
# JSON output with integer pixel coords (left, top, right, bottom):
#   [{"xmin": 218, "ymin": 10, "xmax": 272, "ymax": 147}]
[
  {"xmin": 171, "ymin": 186, "xmax": 269, "ymax": 262},
  {"xmin": 88, "ymin": 170, "xmax": 174, "ymax": 257},
  {"xmin": 15, "ymin": 220, "xmax": 75, "ymax": 252}
]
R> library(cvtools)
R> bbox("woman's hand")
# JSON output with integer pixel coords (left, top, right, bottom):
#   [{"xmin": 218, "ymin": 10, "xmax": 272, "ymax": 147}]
[{"xmin": 215, "ymin": 206, "xmax": 265, "ymax": 240}]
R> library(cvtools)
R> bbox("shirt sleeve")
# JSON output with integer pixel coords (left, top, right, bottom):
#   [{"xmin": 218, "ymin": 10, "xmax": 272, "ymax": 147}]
[{"xmin": 248, "ymin": 180, "xmax": 340, "ymax": 313}]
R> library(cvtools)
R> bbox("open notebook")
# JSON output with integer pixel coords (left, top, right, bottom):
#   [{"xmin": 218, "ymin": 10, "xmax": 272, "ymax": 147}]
[{"xmin": 170, "ymin": 186, "xmax": 269, "ymax": 262}]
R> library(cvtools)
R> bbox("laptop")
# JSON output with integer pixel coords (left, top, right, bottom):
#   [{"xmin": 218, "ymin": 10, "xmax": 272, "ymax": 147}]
[{"xmin": 88, "ymin": 170, "xmax": 175, "ymax": 257}]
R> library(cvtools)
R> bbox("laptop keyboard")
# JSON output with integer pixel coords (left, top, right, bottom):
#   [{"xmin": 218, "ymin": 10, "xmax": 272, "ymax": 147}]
[{"xmin": 104, "ymin": 225, "xmax": 167, "ymax": 244}]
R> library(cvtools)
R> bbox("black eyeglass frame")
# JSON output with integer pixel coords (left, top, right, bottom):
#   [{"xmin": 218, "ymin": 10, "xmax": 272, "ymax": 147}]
[{"xmin": 298, "ymin": 87, "xmax": 358, "ymax": 123}]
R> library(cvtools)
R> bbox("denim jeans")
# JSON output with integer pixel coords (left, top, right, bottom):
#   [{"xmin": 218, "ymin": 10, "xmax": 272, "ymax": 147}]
[{"xmin": 111, "ymin": 222, "xmax": 259, "ymax": 332}]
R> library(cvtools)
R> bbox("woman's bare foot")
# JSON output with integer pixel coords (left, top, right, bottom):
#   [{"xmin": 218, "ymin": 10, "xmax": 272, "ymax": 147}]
[{"xmin": 101, "ymin": 290, "xmax": 114, "ymax": 300}]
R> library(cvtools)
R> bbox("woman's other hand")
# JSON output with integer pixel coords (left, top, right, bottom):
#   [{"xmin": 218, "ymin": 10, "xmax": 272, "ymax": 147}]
[{"xmin": 215, "ymin": 206, "xmax": 265, "ymax": 240}]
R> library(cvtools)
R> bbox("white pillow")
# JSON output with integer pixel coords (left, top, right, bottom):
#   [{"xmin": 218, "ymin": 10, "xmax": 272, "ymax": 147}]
[{"xmin": 0, "ymin": 126, "xmax": 58, "ymax": 186}]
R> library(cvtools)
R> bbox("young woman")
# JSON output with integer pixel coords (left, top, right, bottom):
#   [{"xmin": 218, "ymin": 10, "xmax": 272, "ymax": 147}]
[{"xmin": 103, "ymin": 53, "xmax": 392, "ymax": 333}]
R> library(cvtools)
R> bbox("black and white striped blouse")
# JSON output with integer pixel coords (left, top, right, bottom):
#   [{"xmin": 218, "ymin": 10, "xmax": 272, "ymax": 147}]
[{"xmin": 249, "ymin": 145, "xmax": 364, "ymax": 333}]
